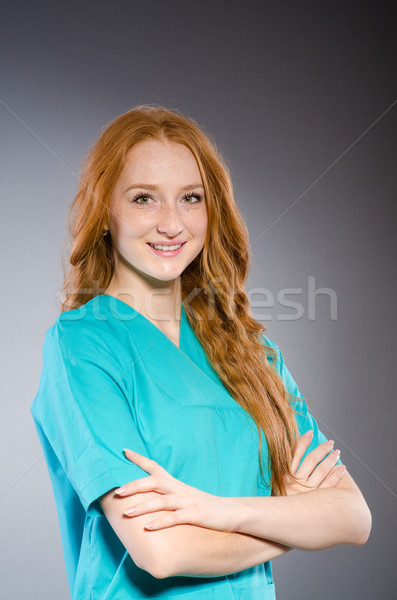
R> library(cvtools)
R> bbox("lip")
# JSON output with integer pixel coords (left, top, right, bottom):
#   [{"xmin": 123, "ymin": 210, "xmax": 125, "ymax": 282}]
[
  {"xmin": 148, "ymin": 240, "xmax": 186, "ymax": 246},
  {"xmin": 146, "ymin": 241, "xmax": 186, "ymax": 257}
]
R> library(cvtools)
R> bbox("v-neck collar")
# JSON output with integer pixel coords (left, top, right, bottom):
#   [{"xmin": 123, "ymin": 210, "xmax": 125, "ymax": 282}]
[
  {"xmin": 95, "ymin": 293, "xmax": 185, "ymax": 351},
  {"xmin": 87, "ymin": 294, "xmax": 226, "ymax": 391}
]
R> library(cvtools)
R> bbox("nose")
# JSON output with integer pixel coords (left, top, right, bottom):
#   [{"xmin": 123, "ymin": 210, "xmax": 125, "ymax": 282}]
[{"xmin": 156, "ymin": 203, "xmax": 183, "ymax": 237}]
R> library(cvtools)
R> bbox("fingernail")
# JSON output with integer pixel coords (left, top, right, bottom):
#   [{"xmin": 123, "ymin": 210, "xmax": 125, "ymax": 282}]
[
  {"xmin": 334, "ymin": 449, "xmax": 341, "ymax": 456},
  {"xmin": 327, "ymin": 439, "xmax": 335, "ymax": 448},
  {"xmin": 115, "ymin": 486, "xmax": 127, "ymax": 495},
  {"xmin": 304, "ymin": 429, "xmax": 314, "ymax": 437},
  {"xmin": 124, "ymin": 507, "xmax": 136, "ymax": 515}
]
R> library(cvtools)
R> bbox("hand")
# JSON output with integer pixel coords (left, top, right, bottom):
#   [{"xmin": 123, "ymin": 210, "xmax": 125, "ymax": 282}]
[
  {"xmin": 284, "ymin": 430, "xmax": 347, "ymax": 495},
  {"xmin": 116, "ymin": 448, "xmax": 238, "ymax": 532}
]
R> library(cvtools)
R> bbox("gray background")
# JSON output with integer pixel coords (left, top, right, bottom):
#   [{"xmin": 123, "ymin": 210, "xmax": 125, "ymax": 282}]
[{"xmin": 1, "ymin": 1, "xmax": 396, "ymax": 598}]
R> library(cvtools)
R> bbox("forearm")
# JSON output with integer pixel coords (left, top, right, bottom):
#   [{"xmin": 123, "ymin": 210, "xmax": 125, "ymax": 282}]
[
  {"xmin": 164, "ymin": 525, "xmax": 292, "ymax": 578},
  {"xmin": 236, "ymin": 488, "xmax": 371, "ymax": 551}
]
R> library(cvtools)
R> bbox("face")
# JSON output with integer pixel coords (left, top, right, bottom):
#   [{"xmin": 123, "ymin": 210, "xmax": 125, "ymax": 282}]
[{"xmin": 107, "ymin": 138, "xmax": 208, "ymax": 288}]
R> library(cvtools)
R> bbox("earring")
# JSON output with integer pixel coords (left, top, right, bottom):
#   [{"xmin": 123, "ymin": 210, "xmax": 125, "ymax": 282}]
[{"xmin": 102, "ymin": 229, "xmax": 109, "ymax": 236}]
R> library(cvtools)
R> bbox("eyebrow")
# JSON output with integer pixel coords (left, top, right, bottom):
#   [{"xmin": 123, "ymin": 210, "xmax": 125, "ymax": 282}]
[{"xmin": 124, "ymin": 183, "xmax": 204, "ymax": 193}]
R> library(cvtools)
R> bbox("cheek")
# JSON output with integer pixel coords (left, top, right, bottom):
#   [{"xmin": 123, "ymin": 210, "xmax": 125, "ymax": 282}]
[
  {"xmin": 111, "ymin": 221, "xmax": 132, "ymax": 249},
  {"xmin": 112, "ymin": 211, "xmax": 147, "ymax": 241},
  {"xmin": 191, "ymin": 211, "xmax": 208, "ymax": 240}
]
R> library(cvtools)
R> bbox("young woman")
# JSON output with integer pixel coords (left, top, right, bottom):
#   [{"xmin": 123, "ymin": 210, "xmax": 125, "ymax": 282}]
[{"xmin": 31, "ymin": 105, "xmax": 371, "ymax": 600}]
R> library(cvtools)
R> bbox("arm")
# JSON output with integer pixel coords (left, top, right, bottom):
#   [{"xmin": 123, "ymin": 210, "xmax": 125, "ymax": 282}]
[
  {"xmin": 100, "ymin": 488, "xmax": 291, "ymax": 579},
  {"xmin": 99, "ymin": 434, "xmax": 346, "ymax": 578},
  {"xmin": 236, "ymin": 469, "xmax": 372, "ymax": 550},
  {"xmin": 248, "ymin": 338, "xmax": 372, "ymax": 549}
]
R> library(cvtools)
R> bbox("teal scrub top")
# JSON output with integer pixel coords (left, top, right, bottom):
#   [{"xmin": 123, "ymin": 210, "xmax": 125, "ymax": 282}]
[{"xmin": 31, "ymin": 294, "xmax": 343, "ymax": 600}]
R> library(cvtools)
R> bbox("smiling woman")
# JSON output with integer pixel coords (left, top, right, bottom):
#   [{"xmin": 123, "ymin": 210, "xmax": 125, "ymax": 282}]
[
  {"xmin": 103, "ymin": 138, "xmax": 208, "ymax": 319},
  {"xmin": 31, "ymin": 105, "xmax": 371, "ymax": 600}
]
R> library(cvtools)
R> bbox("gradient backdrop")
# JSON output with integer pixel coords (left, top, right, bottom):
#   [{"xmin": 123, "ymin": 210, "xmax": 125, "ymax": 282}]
[{"xmin": 1, "ymin": 1, "xmax": 396, "ymax": 598}]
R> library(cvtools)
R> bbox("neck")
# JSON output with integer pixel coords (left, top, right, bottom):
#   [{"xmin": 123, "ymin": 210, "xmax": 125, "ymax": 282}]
[{"xmin": 104, "ymin": 272, "xmax": 183, "ymax": 327}]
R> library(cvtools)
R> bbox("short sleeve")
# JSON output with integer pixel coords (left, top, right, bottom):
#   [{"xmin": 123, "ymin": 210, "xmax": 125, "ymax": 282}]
[
  {"xmin": 31, "ymin": 322, "xmax": 151, "ymax": 518},
  {"xmin": 262, "ymin": 335, "xmax": 343, "ymax": 468}
]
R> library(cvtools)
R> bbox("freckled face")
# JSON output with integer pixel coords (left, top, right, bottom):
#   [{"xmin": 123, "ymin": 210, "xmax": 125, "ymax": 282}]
[{"xmin": 107, "ymin": 138, "xmax": 208, "ymax": 285}]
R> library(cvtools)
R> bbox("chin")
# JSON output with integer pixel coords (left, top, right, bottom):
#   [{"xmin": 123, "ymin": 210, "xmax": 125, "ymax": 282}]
[
  {"xmin": 151, "ymin": 271, "xmax": 184, "ymax": 282},
  {"xmin": 140, "ymin": 265, "xmax": 183, "ymax": 283}
]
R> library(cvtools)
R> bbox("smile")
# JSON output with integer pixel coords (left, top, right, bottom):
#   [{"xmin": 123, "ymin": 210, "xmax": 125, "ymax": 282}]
[
  {"xmin": 148, "ymin": 243, "xmax": 184, "ymax": 251},
  {"xmin": 147, "ymin": 242, "xmax": 186, "ymax": 256}
]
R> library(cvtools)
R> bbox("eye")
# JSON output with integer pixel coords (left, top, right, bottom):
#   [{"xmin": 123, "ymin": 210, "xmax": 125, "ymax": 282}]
[
  {"xmin": 129, "ymin": 191, "xmax": 203, "ymax": 206},
  {"xmin": 130, "ymin": 193, "xmax": 155, "ymax": 206},
  {"xmin": 182, "ymin": 192, "xmax": 203, "ymax": 204}
]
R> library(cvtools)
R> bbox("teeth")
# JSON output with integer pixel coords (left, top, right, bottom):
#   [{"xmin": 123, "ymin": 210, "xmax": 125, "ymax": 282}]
[{"xmin": 150, "ymin": 243, "xmax": 183, "ymax": 251}]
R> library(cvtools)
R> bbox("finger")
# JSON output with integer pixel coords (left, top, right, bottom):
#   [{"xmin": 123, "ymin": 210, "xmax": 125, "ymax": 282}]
[
  {"xmin": 124, "ymin": 448, "xmax": 174, "ymax": 481},
  {"xmin": 318, "ymin": 464, "xmax": 347, "ymax": 488},
  {"xmin": 115, "ymin": 475, "xmax": 174, "ymax": 497},
  {"xmin": 295, "ymin": 439, "xmax": 335, "ymax": 479},
  {"xmin": 145, "ymin": 512, "xmax": 184, "ymax": 530},
  {"xmin": 307, "ymin": 449, "xmax": 341, "ymax": 487},
  {"xmin": 123, "ymin": 448, "xmax": 159, "ymax": 474},
  {"xmin": 290, "ymin": 430, "xmax": 314, "ymax": 473},
  {"xmin": 123, "ymin": 495, "xmax": 177, "ymax": 517}
]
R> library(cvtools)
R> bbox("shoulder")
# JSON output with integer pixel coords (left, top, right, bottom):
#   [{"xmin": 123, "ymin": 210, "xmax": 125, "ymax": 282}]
[
  {"xmin": 258, "ymin": 332, "xmax": 281, "ymax": 369},
  {"xmin": 32, "ymin": 298, "xmax": 134, "ymax": 419},
  {"xmin": 42, "ymin": 296, "xmax": 131, "ymax": 368}
]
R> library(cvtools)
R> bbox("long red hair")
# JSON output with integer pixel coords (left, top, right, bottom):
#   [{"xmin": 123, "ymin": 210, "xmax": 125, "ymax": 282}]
[{"xmin": 61, "ymin": 104, "xmax": 303, "ymax": 495}]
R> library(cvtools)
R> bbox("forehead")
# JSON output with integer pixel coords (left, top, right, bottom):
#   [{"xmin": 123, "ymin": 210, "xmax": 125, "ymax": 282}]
[{"xmin": 120, "ymin": 139, "xmax": 202, "ymax": 184}]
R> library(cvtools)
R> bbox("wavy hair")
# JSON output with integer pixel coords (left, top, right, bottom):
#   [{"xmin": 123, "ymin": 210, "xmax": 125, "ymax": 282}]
[{"xmin": 61, "ymin": 104, "xmax": 305, "ymax": 496}]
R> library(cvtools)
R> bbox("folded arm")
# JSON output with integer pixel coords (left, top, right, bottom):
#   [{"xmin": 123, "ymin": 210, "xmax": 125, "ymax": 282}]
[
  {"xmin": 100, "ymin": 489, "xmax": 292, "ymax": 579},
  {"xmin": 100, "ymin": 437, "xmax": 369, "ymax": 578},
  {"xmin": 236, "ymin": 470, "xmax": 372, "ymax": 550}
]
